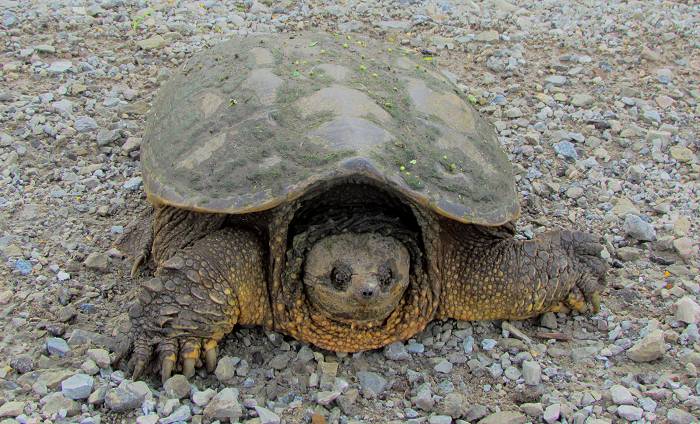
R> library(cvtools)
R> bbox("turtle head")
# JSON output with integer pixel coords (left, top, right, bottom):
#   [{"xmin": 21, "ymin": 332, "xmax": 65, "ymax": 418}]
[{"xmin": 303, "ymin": 233, "xmax": 411, "ymax": 323}]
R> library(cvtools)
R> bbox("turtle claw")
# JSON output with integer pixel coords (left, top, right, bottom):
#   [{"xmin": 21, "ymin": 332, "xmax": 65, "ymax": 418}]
[
  {"xmin": 205, "ymin": 344, "xmax": 218, "ymax": 373},
  {"xmin": 160, "ymin": 354, "xmax": 176, "ymax": 384}
]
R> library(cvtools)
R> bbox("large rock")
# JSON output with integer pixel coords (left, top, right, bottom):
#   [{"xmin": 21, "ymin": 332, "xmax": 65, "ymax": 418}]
[
  {"xmin": 0, "ymin": 401, "xmax": 25, "ymax": 418},
  {"xmin": 627, "ymin": 329, "xmax": 665, "ymax": 362},
  {"xmin": 203, "ymin": 388, "xmax": 242, "ymax": 422}
]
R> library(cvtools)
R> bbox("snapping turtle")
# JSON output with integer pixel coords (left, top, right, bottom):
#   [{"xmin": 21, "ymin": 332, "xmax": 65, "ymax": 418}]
[{"xmin": 119, "ymin": 33, "xmax": 607, "ymax": 382}]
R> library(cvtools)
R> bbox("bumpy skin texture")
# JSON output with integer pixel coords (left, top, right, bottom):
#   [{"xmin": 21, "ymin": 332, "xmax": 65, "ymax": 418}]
[
  {"xmin": 127, "ymin": 212, "xmax": 271, "ymax": 382},
  {"xmin": 437, "ymin": 221, "xmax": 607, "ymax": 321},
  {"xmin": 125, "ymin": 206, "xmax": 606, "ymax": 382}
]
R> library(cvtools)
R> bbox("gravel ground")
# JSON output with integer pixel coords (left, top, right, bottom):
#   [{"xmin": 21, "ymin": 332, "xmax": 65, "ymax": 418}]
[{"xmin": 1, "ymin": 1, "xmax": 699, "ymax": 423}]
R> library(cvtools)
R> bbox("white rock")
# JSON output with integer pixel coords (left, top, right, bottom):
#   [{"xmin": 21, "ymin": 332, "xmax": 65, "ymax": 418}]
[
  {"xmin": 627, "ymin": 329, "xmax": 665, "ymax": 362},
  {"xmin": 617, "ymin": 405, "xmax": 643, "ymax": 421}
]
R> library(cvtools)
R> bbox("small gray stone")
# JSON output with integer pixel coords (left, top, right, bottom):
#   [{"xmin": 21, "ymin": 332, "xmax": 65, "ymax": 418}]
[
  {"xmin": 481, "ymin": 338, "xmax": 497, "ymax": 351},
  {"xmin": 617, "ymin": 405, "xmax": 643, "ymax": 421},
  {"xmin": 610, "ymin": 384, "xmax": 635, "ymax": 405},
  {"xmin": 357, "ymin": 371, "xmax": 387, "ymax": 397},
  {"xmin": 504, "ymin": 366, "xmax": 521, "ymax": 380},
  {"xmin": 642, "ymin": 109, "xmax": 662, "ymax": 123},
  {"xmin": 543, "ymin": 403, "xmax": 560, "ymax": 424},
  {"xmin": 316, "ymin": 390, "xmax": 341, "ymax": 405},
  {"xmin": 255, "ymin": 406, "xmax": 281, "ymax": 424},
  {"xmin": 41, "ymin": 392, "xmax": 79, "ymax": 417},
  {"xmin": 163, "ymin": 374, "xmax": 190, "ymax": 399},
  {"xmin": 429, "ymin": 415, "xmax": 452, "ymax": 424},
  {"xmin": 554, "ymin": 140, "xmax": 578, "ymax": 160},
  {"xmin": 123, "ymin": 177, "xmax": 143, "ymax": 191},
  {"xmin": 628, "ymin": 329, "xmax": 665, "ymax": 362},
  {"xmin": 105, "ymin": 382, "xmax": 151, "ymax": 412},
  {"xmin": 440, "ymin": 393, "xmax": 464, "ymax": 418},
  {"xmin": 545, "ymin": 75, "xmax": 567, "ymax": 86},
  {"xmin": 96, "ymin": 129, "xmax": 120, "ymax": 146},
  {"xmin": 214, "ymin": 356, "xmax": 239, "ymax": 382},
  {"xmin": 478, "ymin": 411, "xmax": 527, "ymax": 424},
  {"xmin": 46, "ymin": 337, "xmax": 70, "ymax": 356},
  {"xmin": 667, "ymin": 408, "xmax": 695, "ymax": 424},
  {"xmin": 414, "ymin": 383, "xmax": 434, "ymax": 411},
  {"xmin": 87, "ymin": 349, "xmax": 111, "ymax": 368},
  {"xmin": 570, "ymin": 93, "xmax": 595, "ymax": 107},
  {"xmin": 203, "ymin": 388, "xmax": 241, "ymax": 422},
  {"xmin": 61, "ymin": 374, "xmax": 94, "ymax": 399},
  {"xmin": 522, "ymin": 361, "xmax": 541, "ymax": 385},
  {"xmin": 434, "ymin": 359, "xmax": 453, "ymax": 374},
  {"xmin": 75, "ymin": 116, "xmax": 98, "ymax": 132},
  {"xmin": 137, "ymin": 35, "xmax": 166, "ymax": 50},
  {"xmin": 160, "ymin": 405, "xmax": 191, "ymax": 424},
  {"xmin": 384, "ymin": 342, "xmax": 411, "ymax": 361},
  {"xmin": 0, "ymin": 401, "xmax": 25, "ymax": 418},
  {"xmin": 464, "ymin": 404, "xmax": 489, "ymax": 422},
  {"xmin": 192, "ymin": 388, "xmax": 216, "ymax": 407},
  {"xmin": 675, "ymin": 296, "xmax": 700, "ymax": 324},
  {"xmin": 623, "ymin": 214, "xmax": 656, "ymax": 241},
  {"xmin": 49, "ymin": 61, "xmax": 72, "ymax": 73},
  {"xmin": 540, "ymin": 312, "xmax": 557, "ymax": 329},
  {"xmin": 520, "ymin": 402, "xmax": 543, "ymax": 417},
  {"xmin": 84, "ymin": 253, "xmax": 109, "ymax": 272}
]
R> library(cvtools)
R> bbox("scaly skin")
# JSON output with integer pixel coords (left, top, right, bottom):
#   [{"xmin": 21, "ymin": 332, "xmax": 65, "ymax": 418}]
[
  {"xmin": 437, "ymin": 224, "xmax": 607, "ymax": 321},
  {"xmin": 125, "ymin": 207, "xmax": 606, "ymax": 382},
  {"xmin": 128, "ymin": 228, "xmax": 271, "ymax": 382}
]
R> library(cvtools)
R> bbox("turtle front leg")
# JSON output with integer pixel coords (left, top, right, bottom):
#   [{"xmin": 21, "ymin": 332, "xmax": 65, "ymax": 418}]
[
  {"xmin": 438, "ymin": 228, "xmax": 608, "ymax": 321},
  {"xmin": 127, "ymin": 228, "xmax": 271, "ymax": 383}
]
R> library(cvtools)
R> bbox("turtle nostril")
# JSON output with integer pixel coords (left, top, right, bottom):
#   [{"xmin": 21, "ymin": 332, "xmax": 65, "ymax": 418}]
[{"xmin": 361, "ymin": 289, "xmax": 374, "ymax": 298}]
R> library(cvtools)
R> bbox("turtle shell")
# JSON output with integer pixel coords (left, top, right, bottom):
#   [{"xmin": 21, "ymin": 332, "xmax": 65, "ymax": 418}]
[{"xmin": 141, "ymin": 32, "xmax": 519, "ymax": 225}]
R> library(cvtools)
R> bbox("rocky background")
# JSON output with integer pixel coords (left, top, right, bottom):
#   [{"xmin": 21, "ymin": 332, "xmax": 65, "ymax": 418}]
[{"xmin": 0, "ymin": 0, "xmax": 698, "ymax": 423}]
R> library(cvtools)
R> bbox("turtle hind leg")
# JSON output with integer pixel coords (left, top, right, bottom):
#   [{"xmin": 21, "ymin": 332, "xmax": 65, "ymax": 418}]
[
  {"xmin": 127, "ymin": 228, "xmax": 270, "ymax": 383},
  {"xmin": 438, "ymin": 227, "xmax": 608, "ymax": 321}
]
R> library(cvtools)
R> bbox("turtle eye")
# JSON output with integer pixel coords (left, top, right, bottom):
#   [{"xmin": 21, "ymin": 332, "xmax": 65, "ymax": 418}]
[
  {"xmin": 378, "ymin": 263, "xmax": 393, "ymax": 287},
  {"xmin": 330, "ymin": 263, "xmax": 352, "ymax": 290}
]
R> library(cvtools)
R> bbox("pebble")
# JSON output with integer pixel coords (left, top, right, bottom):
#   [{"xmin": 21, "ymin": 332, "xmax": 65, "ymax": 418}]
[
  {"xmin": 627, "ymin": 329, "xmax": 665, "ymax": 362},
  {"xmin": 570, "ymin": 93, "xmax": 595, "ymax": 107},
  {"xmin": 74, "ymin": 116, "xmax": 98, "ymax": 132},
  {"xmin": 214, "ymin": 356, "xmax": 239, "ymax": 382},
  {"xmin": 357, "ymin": 371, "xmax": 387, "ymax": 397},
  {"xmin": 384, "ymin": 342, "xmax": 411, "ymax": 361},
  {"xmin": 46, "ymin": 337, "xmax": 70, "ymax": 356},
  {"xmin": 623, "ymin": 214, "xmax": 657, "ymax": 241},
  {"xmin": 48, "ymin": 61, "xmax": 72, "ymax": 73},
  {"xmin": 478, "ymin": 411, "xmax": 527, "ymax": 424},
  {"xmin": 84, "ymin": 253, "xmax": 109, "ymax": 272},
  {"xmin": 0, "ymin": 401, "xmax": 25, "ymax": 418},
  {"xmin": 666, "ymin": 408, "xmax": 695, "ymax": 424},
  {"xmin": 61, "ymin": 374, "xmax": 94, "ymax": 400},
  {"xmin": 203, "ymin": 388, "xmax": 241, "ymax": 422},
  {"xmin": 675, "ymin": 297, "xmax": 700, "ymax": 324},
  {"xmin": 545, "ymin": 75, "xmax": 567, "ymax": 86},
  {"xmin": 255, "ymin": 406, "xmax": 281, "ymax": 424},
  {"xmin": 553, "ymin": 140, "xmax": 578, "ymax": 160},
  {"xmin": 105, "ymin": 381, "xmax": 151, "ymax": 412},
  {"xmin": 123, "ymin": 177, "xmax": 143, "ymax": 191},
  {"xmin": 86, "ymin": 349, "xmax": 111, "ymax": 368},
  {"xmin": 428, "ymin": 415, "xmax": 452, "ymax": 424},
  {"xmin": 163, "ymin": 375, "xmax": 190, "ymax": 399},
  {"xmin": 191, "ymin": 388, "xmax": 216, "ymax": 407},
  {"xmin": 520, "ymin": 402, "xmax": 543, "ymax": 417},
  {"xmin": 522, "ymin": 360, "xmax": 541, "ymax": 385},
  {"xmin": 137, "ymin": 35, "xmax": 167, "ymax": 50},
  {"xmin": 543, "ymin": 403, "xmax": 561, "ymax": 423},
  {"xmin": 481, "ymin": 338, "xmax": 497, "ymax": 351},
  {"xmin": 160, "ymin": 405, "xmax": 191, "ymax": 424},
  {"xmin": 434, "ymin": 359, "xmax": 453, "ymax": 374},
  {"xmin": 610, "ymin": 385, "xmax": 635, "ymax": 405},
  {"xmin": 617, "ymin": 405, "xmax": 644, "ymax": 421}
]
